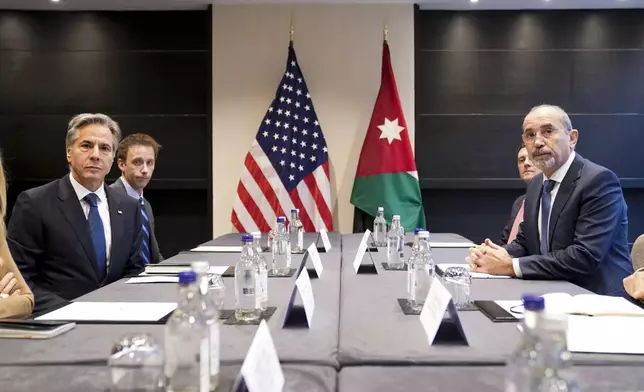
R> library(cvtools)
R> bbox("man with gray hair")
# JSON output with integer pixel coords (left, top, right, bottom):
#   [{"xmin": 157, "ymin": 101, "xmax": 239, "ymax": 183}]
[
  {"xmin": 469, "ymin": 104, "xmax": 633, "ymax": 297},
  {"xmin": 8, "ymin": 113, "xmax": 144, "ymax": 314}
]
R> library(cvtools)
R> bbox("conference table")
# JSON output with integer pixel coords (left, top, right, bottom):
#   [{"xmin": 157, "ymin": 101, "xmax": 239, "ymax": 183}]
[{"xmin": 1, "ymin": 231, "xmax": 643, "ymax": 391}]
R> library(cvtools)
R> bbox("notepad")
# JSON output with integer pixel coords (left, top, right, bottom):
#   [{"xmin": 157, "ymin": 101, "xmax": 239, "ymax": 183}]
[
  {"xmin": 436, "ymin": 263, "xmax": 511, "ymax": 279},
  {"xmin": 126, "ymin": 276, "xmax": 179, "ymax": 284},
  {"xmin": 143, "ymin": 264, "xmax": 229, "ymax": 276},
  {"xmin": 430, "ymin": 242, "xmax": 475, "ymax": 248},
  {"xmin": 35, "ymin": 302, "xmax": 177, "ymax": 323},
  {"xmin": 0, "ymin": 320, "xmax": 76, "ymax": 339},
  {"xmin": 190, "ymin": 246, "xmax": 242, "ymax": 253},
  {"xmin": 568, "ymin": 315, "xmax": 644, "ymax": 354}
]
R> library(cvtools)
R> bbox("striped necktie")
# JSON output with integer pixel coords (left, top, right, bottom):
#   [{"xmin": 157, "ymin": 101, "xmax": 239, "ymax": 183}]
[{"xmin": 139, "ymin": 197, "xmax": 151, "ymax": 264}]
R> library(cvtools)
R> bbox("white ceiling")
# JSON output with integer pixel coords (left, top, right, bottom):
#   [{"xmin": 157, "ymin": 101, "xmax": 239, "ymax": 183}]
[{"xmin": 1, "ymin": 0, "xmax": 643, "ymax": 10}]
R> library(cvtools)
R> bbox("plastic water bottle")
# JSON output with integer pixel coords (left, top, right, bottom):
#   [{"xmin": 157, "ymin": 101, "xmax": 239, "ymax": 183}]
[
  {"xmin": 234, "ymin": 234, "xmax": 261, "ymax": 322},
  {"xmin": 412, "ymin": 228, "xmax": 423, "ymax": 252},
  {"xmin": 505, "ymin": 294, "xmax": 580, "ymax": 392},
  {"xmin": 373, "ymin": 207, "xmax": 387, "ymax": 246},
  {"xmin": 407, "ymin": 230, "xmax": 433, "ymax": 311},
  {"xmin": 386, "ymin": 215, "xmax": 405, "ymax": 269},
  {"xmin": 288, "ymin": 208, "xmax": 304, "ymax": 253},
  {"xmin": 191, "ymin": 262, "xmax": 220, "ymax": 391},
  {"xmin": 251, "ymin": 231, "xmax": 269, "ymax": 312},
  {"xmin": 272, "ymin": 216, "xmax": 292, "ymax": 276},
  {"xmin": 164, "ymin": 271, "xmax": 211, "ymax": 392}
]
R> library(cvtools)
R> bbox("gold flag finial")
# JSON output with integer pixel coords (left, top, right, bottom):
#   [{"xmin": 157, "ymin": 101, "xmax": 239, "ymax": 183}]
[
  {"xmin": 289, "ymin": 11, "xmax": 295, "ymax": 42},
  {"xmin": 384, "ymin": 23, "xmax": 388, "ymax": 42}
]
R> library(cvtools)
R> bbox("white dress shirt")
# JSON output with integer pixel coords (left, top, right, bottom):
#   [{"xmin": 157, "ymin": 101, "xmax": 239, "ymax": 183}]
[
  {"xmin": 120, "ymin": 176, "xmax": 143, "ymax": 200},
  {"xmin": 512, "ymin": 151, "xmax": 576, "ymax": 278},
  {"xmin": 69, "ymin": 173, "xmax": 112, "ymax": 263}
]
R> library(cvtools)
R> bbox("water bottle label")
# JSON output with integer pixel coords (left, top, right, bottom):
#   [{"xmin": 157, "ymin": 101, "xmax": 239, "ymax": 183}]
[
  {"xmin": 298, "ymin": 231, "xmax": 303, "ymax": 249},
  {"xmin": 210, "ymin": 324, "xmax": 220, "ymax": 376},
  {"xmin": 242, "ymin": 287, "xmax": 255, "ymax": 296},
  {"xmin": 200, "ymin": 338, "xmax": 210, "ymax": 392}
]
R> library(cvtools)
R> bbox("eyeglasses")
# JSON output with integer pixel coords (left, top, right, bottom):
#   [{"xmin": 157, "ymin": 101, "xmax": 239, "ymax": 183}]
[{"xmin": 522, "ymin": 127, "xmax": 561, "ymax": 144}]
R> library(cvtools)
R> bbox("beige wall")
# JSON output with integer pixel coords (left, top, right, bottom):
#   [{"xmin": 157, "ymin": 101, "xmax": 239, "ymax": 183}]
[{"xmin": 212, "ymin": 3, "xmax": 415, "ymax": 237}]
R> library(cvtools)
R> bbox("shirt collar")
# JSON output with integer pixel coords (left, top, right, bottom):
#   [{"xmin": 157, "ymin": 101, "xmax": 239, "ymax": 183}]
[
  {"xmin": 69, "ymin": 172, "xmax": 107, "ymax": 203},
  {"xmin": 544, "ymin": 151, "xmax": 576, "ymax": 184},
  {"xmin": 120, "ymin": 176, "xmax": 143, "ymax": 200}
]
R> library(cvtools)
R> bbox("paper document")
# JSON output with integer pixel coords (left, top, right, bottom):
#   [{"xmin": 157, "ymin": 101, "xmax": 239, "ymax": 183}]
[
  {"xmin": 430, "ymin": 242, "xmax": 475, "ymax": 248},
  {"xmin": 126, "ymin": 276, "xmax": 179, "ymax": 284},
  {"xmin": 143, "ymin": 265, "xmax": 229, "ymax": 276},
  {"xmin": 437, "ymin": 263, "xmax": 511, "ymax": 279},
  {"xmin": 568, "ymin": 315, "xmax": 644, "ymax": 354},
  {"xmin": 36, "ymin": 302, "xmax": 177, "ymax": 322},
  {"xmin": 191, "ymin": 246, "xmax": 242, "ymax": 253}
]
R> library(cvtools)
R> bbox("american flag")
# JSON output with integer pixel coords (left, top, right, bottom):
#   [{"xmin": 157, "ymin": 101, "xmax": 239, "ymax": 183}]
[{"xmin": 232, "ymin": 43, "xmax": 334, "ymax": 233}]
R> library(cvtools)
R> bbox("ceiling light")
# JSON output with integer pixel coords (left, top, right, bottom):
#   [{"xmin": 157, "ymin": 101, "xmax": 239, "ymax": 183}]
[{"xmin": 471, "ymin": 0, "xmax": 479, "ymax": 3}]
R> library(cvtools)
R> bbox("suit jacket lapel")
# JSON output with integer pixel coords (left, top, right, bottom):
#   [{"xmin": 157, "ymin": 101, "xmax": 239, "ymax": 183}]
[
  {"xmin": 548, "ymin": 154, "xmax": 584, "ymax": 248},
  {"xmin": 106, "ymin": 187, "xmax": 124, "ymax": 279},
  {"xmin": 57, "ymin": 175, "xmax": 100, "ymax": 280}
]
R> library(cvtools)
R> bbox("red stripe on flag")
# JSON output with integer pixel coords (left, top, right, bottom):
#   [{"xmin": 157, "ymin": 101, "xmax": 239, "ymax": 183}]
[
  {"xmin": 231, "ymin": 210, "xmax": 245, "ymax": 233},
  {"xmin": 302, "ymin": 173, "xmax": 334, "ymax": 231},
  {"xmin": 244, "ymin": 154, "xmax": 286, "ymax": 221},
  {"xmin": 237, "ymin": 182, "xmax": 271, "ymax": 232},
  {"xmin": 323, "ymin": 161, "xmax": 330, "ymax": 180},
  {"xmin": 288, "ymin": 189, "xmax": 316, "ymax": 232}
]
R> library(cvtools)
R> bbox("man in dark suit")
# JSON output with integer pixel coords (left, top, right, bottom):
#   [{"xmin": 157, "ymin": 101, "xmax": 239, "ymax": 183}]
[
  {"xmin": 499, "ymin": 145, "xmax": 540, "ymax": 244},
  {"xmin": 111, "ymin": 133, "xmax": 163, "ymax": 264},
  {"xmin": 8, "ymin": 113, "xmax": 144, "ymax": 314},
  {"xmin": 470, "ymin": 104, "xmax": 633, "ymax": 296}
]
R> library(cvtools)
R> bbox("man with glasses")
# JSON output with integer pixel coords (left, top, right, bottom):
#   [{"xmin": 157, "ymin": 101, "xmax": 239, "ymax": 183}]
[{"xmin": 469, "ymin": 104, "xmax": 633, "ymax": 297}]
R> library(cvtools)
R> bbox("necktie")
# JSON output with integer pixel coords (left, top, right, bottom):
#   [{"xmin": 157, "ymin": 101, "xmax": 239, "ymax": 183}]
[
  {"xmin": 507, "ymin": 200, "xmax": 525, "ymax": 244},
  {"xmin": 540, "ymin": 180, "xmax": 557, "ymax": 255},
  {"xmin": 84, "ymin": 193, "xmax": 107, "ymax": 275},
  {"xmin": 140, "ymin": 197, "xmax": 151, "ymax": 264}
]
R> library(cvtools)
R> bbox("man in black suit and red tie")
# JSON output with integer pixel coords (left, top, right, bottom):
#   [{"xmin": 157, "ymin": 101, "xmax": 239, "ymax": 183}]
[
  {"xmin": 469, "ymin": 104, "xmax": 633, "ymax": 297},
  {"xmin": 8, "ymin": 113, "xmax": 144, "ymax": 314}
]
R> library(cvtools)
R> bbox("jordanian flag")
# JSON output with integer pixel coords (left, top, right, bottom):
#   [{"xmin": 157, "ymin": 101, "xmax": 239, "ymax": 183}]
[{"xmin": 350, "ymin": 40, "xmax": 426, "ymax": 230}]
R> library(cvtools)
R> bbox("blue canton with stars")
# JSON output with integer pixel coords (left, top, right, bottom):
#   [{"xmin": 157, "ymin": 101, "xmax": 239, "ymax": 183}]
[{"xmin": 255, "ymin": 43, "xmax": 329, "ymax": 192}]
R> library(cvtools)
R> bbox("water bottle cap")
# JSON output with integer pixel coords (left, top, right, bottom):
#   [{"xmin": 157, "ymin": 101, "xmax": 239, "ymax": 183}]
[
  {"xmin": 277, "ymin": 217, "xmax": 286, "ymax": 223},
  {"xmin": 522, "ymin": 294, "xmax": 545, "ymax": 311},
  {"xmin": 414, "ymin": 228, "xmax": 421, "ymax": 234},
  {"xmin": 418, "ymin": 231, "xmax": 429, "ymax": 239},
  {"xmin": 393, "ymin": 215, "xmax": 400, "ymax": 219},
  {"xmin": 190, "ymin": 261, "xmax": 209, "ymax": 273},
  {"xmin": 178, "ymin": 271, "xmax": 197, "ymax": 285},
  {"xmin": 251, "ymin": 231, "xmax": 261, "ymax": 238},
  {"xmin": 377, "ymin": 206, "xmax": 384, "ymax": 212},
  {"xmin": 241, "ymin": 234, "xmax": 254, "ymax": 242},
  {"xmin": 291, "ymin": 208, "xmax": 299, "ymax": 213}
]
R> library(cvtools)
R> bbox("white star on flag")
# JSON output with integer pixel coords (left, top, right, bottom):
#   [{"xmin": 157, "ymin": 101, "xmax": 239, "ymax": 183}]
[{"xmin": 378, "ymin": 117, "xmax": 405, "ymax": 144}]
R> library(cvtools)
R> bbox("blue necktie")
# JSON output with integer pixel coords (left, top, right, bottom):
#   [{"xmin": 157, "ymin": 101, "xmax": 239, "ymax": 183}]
[
  {"xmin": 84, "ymin": 193, "xmax": 107, "ymax": 275},
  {"xmin": 540, "ymin": 180, "xmax": 557, "ymax": 255},
  {"xmin": 140, "ymin": 197, "xmax": 151, "ymax": 264}
]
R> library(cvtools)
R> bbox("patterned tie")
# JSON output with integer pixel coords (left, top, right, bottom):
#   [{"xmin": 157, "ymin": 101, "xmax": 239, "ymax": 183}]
[
  {"xmin": 140, "ymin": 197, "xmax": 151, "ymax": 264},
  {"xmin": 540, "ymin": 180, "xmax": 557, "ymax": 255},
  {"xmin": 84, "ymin": 193, "xmax": 107, "ymax": 275},
  {"xmin": 507, "ymin": 200, "xmax": 525, "ymax": 244}
]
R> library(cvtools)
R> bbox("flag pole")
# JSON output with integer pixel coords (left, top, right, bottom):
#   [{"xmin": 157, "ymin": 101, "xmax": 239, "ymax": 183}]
[
  {"xmin": 290, "ymin": 11, "xmax": 295, "ymax": 43},
  {"xmin": 383, "ymin": 23, "xmax": 388, "ymax": 43}
]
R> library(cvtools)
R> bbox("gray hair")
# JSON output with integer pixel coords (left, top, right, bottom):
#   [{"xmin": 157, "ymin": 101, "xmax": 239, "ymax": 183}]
[
  {"xmin": 65, "ymin": 113, "xmax": 121, "ymax": 152},
  {"xmin": 527, "ymin": 104, "xmax": 573, "ymax": 132}
]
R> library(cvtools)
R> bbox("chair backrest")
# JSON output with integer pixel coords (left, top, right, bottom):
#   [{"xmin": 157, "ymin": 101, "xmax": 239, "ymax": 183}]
[{"xmin": 631, "ymin": 234, "xmax": 644, "ymax": 271}]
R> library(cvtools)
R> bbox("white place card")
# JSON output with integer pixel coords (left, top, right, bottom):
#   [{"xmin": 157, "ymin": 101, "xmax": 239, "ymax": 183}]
[
  {"xmin": 295, "ymin": 268, "xmax": 315, "ymax": 327},
  {"xmin": 36, "ymin": 302, "xmax": 177, "ymax": 322},
  {"xmin": 319, "ymin": 229, "xmax": 332, "ymax": 252},
  {"xmin": 306, "ymin": 242, "xmax": 324, "ymax": 278},
  {"xmin": 419, "ymin": 277, "xmax": 453, "ymax": 346},
  {"xmin": 239, "ymin": 320, "xmax": 285, "ymax": 392},
  {"xmin": 352, "ymin": 229, "xmax": 372, "ymax": 273}
]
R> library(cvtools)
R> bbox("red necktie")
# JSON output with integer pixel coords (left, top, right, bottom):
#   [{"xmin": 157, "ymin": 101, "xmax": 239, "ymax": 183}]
[{"xmin": 507, "ymin": 200, "xmax": 525, "ymax": 244}]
